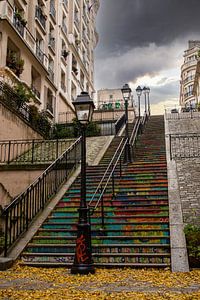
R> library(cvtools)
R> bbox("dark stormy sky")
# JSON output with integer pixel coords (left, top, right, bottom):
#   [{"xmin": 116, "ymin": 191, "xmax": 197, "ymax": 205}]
[{"xmin": 94, "ymin": 0, "xmax": 200, "ymax": 114}]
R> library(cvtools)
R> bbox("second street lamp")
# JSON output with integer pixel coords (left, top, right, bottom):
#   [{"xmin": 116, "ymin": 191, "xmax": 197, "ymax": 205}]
[
  {"xmin": 143, "ymin": 86, "xmax": 147, "ymax": 114},
  {"xmin": 71, "ymin": 91, "xmax": 95, "ymax": 275},
  {"xmin": 146, "ymin": 87, "xmax": 150, "ymax": 116},
  {"xmin": 136, "ymin": 85, "xmax": 142, "ymax": 119},
  {"xmin": 121, "ymin": 83, "xmax": 132, "ymax": 163}
]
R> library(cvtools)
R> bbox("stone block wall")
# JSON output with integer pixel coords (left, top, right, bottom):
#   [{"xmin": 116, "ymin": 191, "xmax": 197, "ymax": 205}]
[{"xmin": 167, "ymin": 118, "xmax": 200, "ymax": 225}]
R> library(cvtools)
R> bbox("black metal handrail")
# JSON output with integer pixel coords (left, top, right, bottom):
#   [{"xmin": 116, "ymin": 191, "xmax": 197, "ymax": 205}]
[
  {"xmin": 114, "ymin": 113, "xmax": 125, "ymax": 135},
  {"xmin": 169, "ymin": 133, "xmax": 200, "ymax": 160},
  {"xmin": 0, "ymin": 138, "xmax": 75, "ymax": 164},
  {"xmin": 2, "ymin": 137, "xmax": 81, "ymax": 256},
  {"xmin": 88, "ymin": 138, "xmax": 127, "ymax": 228}
]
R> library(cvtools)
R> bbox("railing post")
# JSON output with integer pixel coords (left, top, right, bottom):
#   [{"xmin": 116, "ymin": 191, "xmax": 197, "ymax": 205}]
[
  {"xmin": 101, "ymin": 194, "xmax": 105, "ymax": 229},
  {"xmin": 56, "ymin": 139, "xmax": 59, "ymax": 159},
  {"xmin": 31, "ymin": 139, "xmax": 35, "ymax": 164},
  {"xmin": 7, "ymin": 141, "xmax": 11, "ymax": 164},
  {"xmin": 4, "ymin": 212, "xmax": 8, "ymax": 257},
  {"xmin": 119, "ymin": 156, "xmax": 122, "ymax": 177},
  {"xmin": 112, "ymin": 167, "xmax": 115, "ymax": 198},
  {"xmin": 169, "ymin": 134, "xmax": 172, "ymax": 160}
]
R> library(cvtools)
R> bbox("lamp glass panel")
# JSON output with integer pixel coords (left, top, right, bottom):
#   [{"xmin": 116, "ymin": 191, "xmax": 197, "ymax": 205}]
[{"xmin": 75, "ymin": 104, "xmax": 90, "ymax": 124}]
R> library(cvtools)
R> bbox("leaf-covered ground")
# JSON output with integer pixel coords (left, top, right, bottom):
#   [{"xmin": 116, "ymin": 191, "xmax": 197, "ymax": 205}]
[{"xmin": 0, "ymin": 263, "xmax": 200, "ymax": 299}]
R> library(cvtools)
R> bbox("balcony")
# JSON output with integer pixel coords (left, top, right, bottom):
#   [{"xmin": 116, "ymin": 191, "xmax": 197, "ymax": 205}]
[
  {"xmin": 184, "ymin": 91, "xmax": 193, "ymax": 99},
  {"xmin": 184, "ymin": 75, "xmax": 195, "ymax": 84},
  {"xmin": 50, "ymin": 2, "xmax": 56, "ymax": 21},
  {"xmin": 13, "ymin": 13, "xmax": 26, "ymax": 37},
  {"xmin": 48, "ymin": 66, "xmax": 54, "ymax": 82},
  {"xmin": 74, "ymin": 15, "xmax": 80, "ymax": 29},
  {"xmin": 63, "ymin": 0, "xmax": 68, "ymax": 9},
  {"xmin": 46, "ymin": 102, "xmax": 53, "ymax": 114},
  {"xmin": 36, "ymin": 45, "xmax": 44, "ymax": 64},
  {"xmin": 62, "ymin": 22, "xmax": 67, "ymax": 36},
  {"xmin": 35, "ymin": 5, "xmax": 46, "ymax": 31},
  {"xmin": 48, "ymin": 34, "xmax": 55, "ymax": 52},
  {"xmin": 61, "ymin": 82, "xmax": 66, "ymax": 92},
  {"xmin": 31, "ymin": 85, "xmax": 40, "ymax": 99},
  {"xmin": 0, "ymin": 1, "xmax": 48, "ymax": 71}
]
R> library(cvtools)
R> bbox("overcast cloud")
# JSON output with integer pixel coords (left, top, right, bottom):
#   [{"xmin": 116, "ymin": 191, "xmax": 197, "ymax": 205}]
[{"xmin": 94, "ymin": 0, "xmax": 200, "ymax": 114}]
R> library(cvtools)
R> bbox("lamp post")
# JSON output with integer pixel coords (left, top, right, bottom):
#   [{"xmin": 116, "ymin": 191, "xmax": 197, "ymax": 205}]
[
  {"xmin": 136, "ymin": 86, "xmax": 142, "ymax": 119},
  {"xmin": 143, "ymin": 86, "xmax": 147, "ymax": 114},
  {"xmin": 146, "ymin": 87, "xmax": 150, "ymax": 116},
  {"xmin": 121, "ymin": 83, "xmax": 132, "ymax": 163},
  {"xmin": 71, "ymin": 91, "xmax": 95, "ymax": 275}
]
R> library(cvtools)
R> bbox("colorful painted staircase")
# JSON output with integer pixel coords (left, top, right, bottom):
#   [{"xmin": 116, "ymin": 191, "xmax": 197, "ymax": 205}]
[{"xmin": 21, "ymin": 116, "xmax": 170, "ymax": 268}]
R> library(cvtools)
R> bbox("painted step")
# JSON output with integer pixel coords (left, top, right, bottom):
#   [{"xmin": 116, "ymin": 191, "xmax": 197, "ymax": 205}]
[
  {"xmin": 24, "ymin": 243, "xmax": 170, "ymax": 254},
  {"xmin": 21, "ymin": 252, "xmax": 170, "ymax": 265},
  {"xmin": 36, "ymin": 229, "xmax": 170, "ymax": 237},
  {"xmin": 43, "ymin": 222, "xmax": 169, "ymax": 231}
]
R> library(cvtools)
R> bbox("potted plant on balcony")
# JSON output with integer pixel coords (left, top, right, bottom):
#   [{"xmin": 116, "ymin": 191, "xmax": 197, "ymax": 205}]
[
  {"xmin": 6, "ymin": 52, "xmax": 24, "ymax": 77},
  {"xmin": 13, "ymin": 83, "xmax": 33, "ymax": 109},
  {"xmin": 15, "ymin": 11, "xmax": 27, "ymax": 27}
]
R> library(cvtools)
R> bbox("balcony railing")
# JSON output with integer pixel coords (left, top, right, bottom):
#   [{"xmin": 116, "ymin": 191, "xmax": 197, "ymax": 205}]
[
  {"xmin": 48, "ymin": 34, "xmax": 55, "ymax": 51},
  {"xmin": 63, "ymin": 0, "xmax": 68, "ymax": 9},
  {"xmin": 48, "ymin": 66, "xmax": 54, "ymax": 82},
  {"xmin": 36, "ymin": 45, "xmax": 44, "ymax": 64},
  {"xmin": 35, "ymin": 5, "xmax": 46, "ymax": 30},
  {"xmin": 0, "ymin": 1, "xmax": 48, "ymax": 70},
  {"xmin": 74, "ymin": 14, "xmax": 80, "ymax": 27},
  {"xmin": 50, "ymin": 2, "xmax": 56, "ymax": 20},
  {"xmin": 46, "ymin": 102, "xmax": 53, "ymax": 114},
  {"xmin": 62, "ymin": 21, "xmax": 67, "ymax": 36},
  {"xmin": 13, "ymin": 14, "xmax": 25, "ymax": 37},
  {"xmin": 184, "ymin": 91, "xmax": 193, "ymax": 98},
  {"xmin": 184, "ymin": 75, "xmax": 195, "ymax": 84},
  {"xmin": 31, "ymin": 85, "xmax": 40, "ymax": 99}
]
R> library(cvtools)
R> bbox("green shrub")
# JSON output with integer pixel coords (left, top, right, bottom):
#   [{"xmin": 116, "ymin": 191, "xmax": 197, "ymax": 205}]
[{"xmin": 184, "ymin": 224, "xmax": 200, "ymax": 260}]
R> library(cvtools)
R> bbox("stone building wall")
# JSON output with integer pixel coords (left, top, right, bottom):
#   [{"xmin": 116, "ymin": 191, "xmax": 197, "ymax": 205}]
[{"xmin": 166, "ymin": 117, "xmax": 200, "ymax": 224}]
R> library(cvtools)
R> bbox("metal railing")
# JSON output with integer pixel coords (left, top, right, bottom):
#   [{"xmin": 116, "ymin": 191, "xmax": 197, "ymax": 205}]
[
  {"xmin": 0, "ymin": 81, "xmax": 30, "ymax": 122},
  {"xmin": 114, "ymin": 113, "xmax": 125, "ymax": 135},
  {"xmin": 87, "ymin": 116, "xmax": 144, "ymax": 228},
  {"xmin": 35, "ymin": 5, "xmax": 46, "ymax": 30},
  {"xmin": 88, "ymin": 138, "xmax": 126, "ymax": 228},
  {"xmin": 0, "ymin": 138, "xmax": 75, "ymax": 164},
  {"xmin": 165, "ymin": 111, "xmax": 200, "ymax": 120},
  {"xmin": 169, "ymin": 133, "xmax": 200, "ymax": 160},
  {"xmin": 2, "ymin": 137, "xmax": 81, "ymax": 256}
]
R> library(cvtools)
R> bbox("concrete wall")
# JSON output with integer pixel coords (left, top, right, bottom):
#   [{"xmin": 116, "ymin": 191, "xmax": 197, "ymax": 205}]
[
  {"xmin": 0, "ymin": 169, "xmax": 44, "ymax": 201},
  {"xmin": 166, "ymin": 117, "xmax": 200, "ymax": 225},
  {"xmin": 0, "ymin": 103, "xmax": 42, "ymax": 141}
]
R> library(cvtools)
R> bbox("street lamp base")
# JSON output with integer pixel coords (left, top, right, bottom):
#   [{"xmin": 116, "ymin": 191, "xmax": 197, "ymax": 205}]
[
  {"xmin": 71, "ymin": 221, "xmax": 95, "ymax": 275},
  {"xmin": 71, "ymin": 263, "xmax": 95, "ymax": 275}
]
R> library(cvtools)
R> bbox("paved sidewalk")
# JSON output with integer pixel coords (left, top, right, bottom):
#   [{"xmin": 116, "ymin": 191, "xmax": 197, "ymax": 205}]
[{"xmin": 0, "ymin": 264, "xmax": 200, "ymax": 299}]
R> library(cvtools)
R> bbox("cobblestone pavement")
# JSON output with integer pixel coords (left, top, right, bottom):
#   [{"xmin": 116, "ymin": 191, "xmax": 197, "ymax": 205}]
[{"xmin": 1, "ymin": 265, "xmax": 200, "ymax": 299}]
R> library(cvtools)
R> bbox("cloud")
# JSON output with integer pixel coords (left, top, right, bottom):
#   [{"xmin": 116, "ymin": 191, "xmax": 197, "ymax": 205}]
[
  {"xmin": 94, "ymin": 0, "xmax": 200, "ymax": 113},
  {"xmin": 96, "ymin": 0, "xmax": 200, "ymax": 57},
  {"xmin": 95, "ymin": 41, "xmax": 183, "ymax": 90}
]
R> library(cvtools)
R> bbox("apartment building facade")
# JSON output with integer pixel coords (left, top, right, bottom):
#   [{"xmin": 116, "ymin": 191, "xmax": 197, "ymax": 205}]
[
  {"xmin": 0, "ymin": 0, "xmax": 99, "ymax": 122},
  {"xmin": 180, "ymin": 40, "xmax": 200, "ymax": 108}
]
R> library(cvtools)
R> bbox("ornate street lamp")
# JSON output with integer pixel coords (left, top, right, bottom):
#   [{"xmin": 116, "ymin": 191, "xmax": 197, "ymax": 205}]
[
  {"xmin": 146, "ymin": 87, "xmax": 150, "ymax": 116},
  {"xmin": 121, "ymin": 83, "xmax": 132, "ymax": 163},
  {"xmin": 143, "ymin": 86, "xmax": 147, "ymax": 114},
  {"xmin": 136, "ymin": 86, "xmax": 142, "ymax": 119},
  {"xmin": 71, "ymin": 92, "xmax": 95, "ymax": 275}
]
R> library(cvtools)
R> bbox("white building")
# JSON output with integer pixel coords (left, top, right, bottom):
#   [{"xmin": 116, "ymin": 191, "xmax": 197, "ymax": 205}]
[
  {"xmin": 0, "ymin": 0, "xmax": 99, "ymax": 122},
  {"xmin": 180, "ymin": 40, "xmax": 200, "ymax": 108},
  {"xmin": 97, "ymin": 88, "xmax": 134, "ymax": 110}
]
